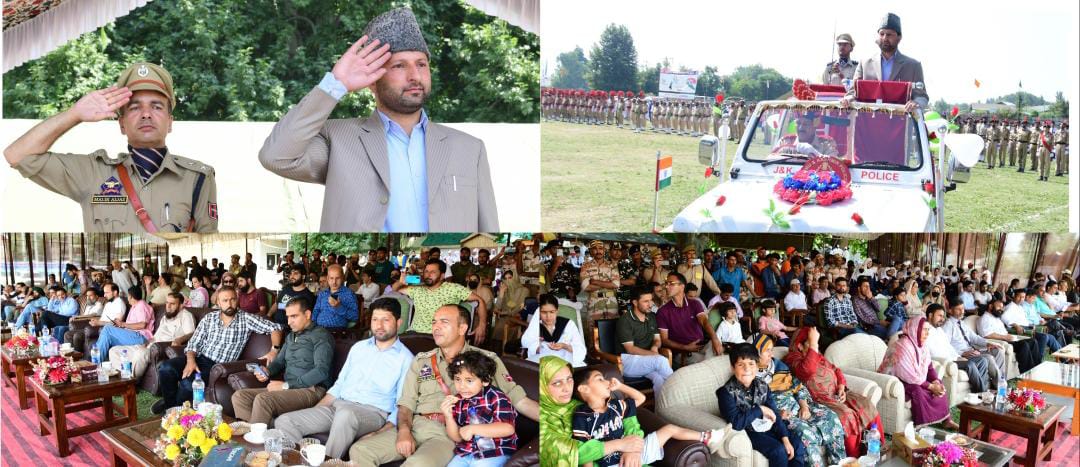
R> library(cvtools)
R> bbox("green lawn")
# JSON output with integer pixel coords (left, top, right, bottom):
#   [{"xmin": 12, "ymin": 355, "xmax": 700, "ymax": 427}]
[{"xmin": 540, "ymin": 121, "xmax": 1070, "ymax": 231}]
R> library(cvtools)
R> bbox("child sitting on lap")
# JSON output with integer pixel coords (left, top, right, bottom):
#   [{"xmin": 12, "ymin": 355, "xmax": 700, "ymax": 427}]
[{"xmin": 440, "ymin": 351, "xmax": 518, "ymax": 467}]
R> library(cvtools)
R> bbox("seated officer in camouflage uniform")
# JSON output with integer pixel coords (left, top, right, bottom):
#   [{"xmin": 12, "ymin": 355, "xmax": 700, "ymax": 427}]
[
  {"xmin": 349, "ymin": 304, "xmax": 539, "ymax": 466},
  {"xmin": 4, "ymin": 62, "xmax": 218, "ymax": 232}
]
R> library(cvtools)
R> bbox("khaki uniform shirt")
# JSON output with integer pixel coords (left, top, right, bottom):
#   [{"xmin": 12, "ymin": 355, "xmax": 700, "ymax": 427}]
[
  {"xmin": 581, "ymin": 258, "xmax": 620, "ymax": 319},
  {"xmin": 822, "ymin": 59, "xmax": 858, "ymax": 85},
  {"xmin": 397, "ymin": 344, "xmax": 527, "ymax": 415},
  {"xmin": 15, "ymin": 149, "xmax": 217, "ymax": 232}
]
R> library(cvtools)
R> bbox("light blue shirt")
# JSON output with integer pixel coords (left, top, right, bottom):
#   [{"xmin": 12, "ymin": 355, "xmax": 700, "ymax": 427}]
[
  {"xmin": 327, "ymin": 337, "xmax": 414, "ymax": 425},
  {"xmin": 55, "ymin": 297, "xmax": 79, "ymax": 317},
  {"xmin": 377, "ymin": 109, "xmax": 429, "ymax": 232},
  {"xmin": 880, "ymin": 53, "xmax": 895, "ymax": 80},
  {"xmin": 960, "ymin": 292, "xmax": 976, "ymax": 310},
  {"xmin": 317, "ymin": 72, "xmax": 430, "ymax": 231}
]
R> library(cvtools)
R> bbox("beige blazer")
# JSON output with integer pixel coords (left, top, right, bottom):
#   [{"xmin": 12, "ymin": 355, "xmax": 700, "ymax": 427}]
[
  {"xmin": 259, "ymin": 86, "xmax": 499, "ymax": 232},
  {"xmin": 850, "ymin": 50, "xmax": 929, "ymax": 108}
]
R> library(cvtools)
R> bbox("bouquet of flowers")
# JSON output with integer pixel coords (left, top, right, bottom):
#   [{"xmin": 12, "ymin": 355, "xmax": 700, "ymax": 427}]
[
  {"xmin": 4, "ymin": 332, "xmax": 38, "ymax": 354},
  {"xmin": 32, "ymin": 355, "xmax": 81, "ymax": 385},
  {"xmin": 773, "ymin": 168, "xmax": 853, "ymax": 207},
  {"xmin": 155, "ymin": 401, "xmax": 233, "ymax": 466},
  {"xmin": 1005, "ymin": 387, "xmax": 1046, "ymax": 415},
  {"xmin": 922, "ymin": 441, "xmax": 978, "ymax": 467}
]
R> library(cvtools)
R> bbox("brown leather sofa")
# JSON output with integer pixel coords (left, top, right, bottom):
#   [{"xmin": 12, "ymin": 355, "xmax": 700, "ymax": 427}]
[{"xmin": 65, "ymin": 305, "xmax": 214, "ymax": 394}]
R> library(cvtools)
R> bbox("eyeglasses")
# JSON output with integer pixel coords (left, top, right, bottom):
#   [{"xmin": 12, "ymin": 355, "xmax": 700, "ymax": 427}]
[{"xmin": 665, "ymin": 281, "xmax": 683, "ymax": 287}]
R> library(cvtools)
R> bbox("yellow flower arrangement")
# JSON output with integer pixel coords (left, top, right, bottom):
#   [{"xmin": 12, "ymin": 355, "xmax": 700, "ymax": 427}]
[
  {"xmin": 216, "ymin": 422, "xmax": 232, "ymax": 442},
  {"xmin": 164, "ymin": 443, "xmax": 180, "ymax": 461},
  {"xmin": 167, "ymin": 424, "xmax": 185, "ymax": 441},
  {"xmin": 186, "ymin": 427, "xmax": 207, "ymax": 447}
]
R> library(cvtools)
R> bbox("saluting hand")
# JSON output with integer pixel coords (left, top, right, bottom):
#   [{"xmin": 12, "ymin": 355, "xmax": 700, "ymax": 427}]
[
  {"xmin": 72, "ymin": 86, "xmax": 132, "ymax": 122},
  {"xmin": 332, "ymin": 35, "xmax": 393, "ymax": 92}
]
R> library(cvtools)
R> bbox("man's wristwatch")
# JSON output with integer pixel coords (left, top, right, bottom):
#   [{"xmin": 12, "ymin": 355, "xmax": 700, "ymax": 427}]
[{"xmin": 272, "ymin": 344, "xmax": 282, "ymax": 350}]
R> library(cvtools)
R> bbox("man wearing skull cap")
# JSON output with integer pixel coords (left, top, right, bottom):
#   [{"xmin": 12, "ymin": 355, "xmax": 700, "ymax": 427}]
[
  {"xmin": 842, "ymin": 13, "xmax": 929, "ymax": 113},
  {"xmin": 259, "ymin": 7, "xmax": 498, "ymax": 232}
]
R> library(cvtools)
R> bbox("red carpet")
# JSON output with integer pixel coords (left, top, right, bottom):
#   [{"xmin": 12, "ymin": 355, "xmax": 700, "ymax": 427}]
[
  {"xmin": 1, "ymin": 381, "xmax": 111, "ymax": 467},
  {"xmin": 984, "ymin": 421, "xmax": 1077, "ymax": 466}
]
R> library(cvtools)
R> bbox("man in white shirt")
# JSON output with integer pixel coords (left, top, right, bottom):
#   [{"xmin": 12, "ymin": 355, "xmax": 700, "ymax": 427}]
[
  {"xmin": 111, "ymin": 260, "xmax": 137, "ymax": 298},
  {"xmin": 942, "ymin": 301, "xmax": 1005, "ymax": 389},
  {"xmin": 96, "ymin": 283, "xmax": 128, "ymax": 325},
  {"xmin": 977, "ymin": 298, "xmax": 1044, "ymax": 374},
  {"xmin": 999, "ymin": 290, "xmax": 1056, "ymax": 363},
  {"xmin": 925, "ymin": 304, "xmax": 991, "ymax": 393},
  {"xmin": 356, "ymin": 270, "xmax": 381, "ymax": 305},
  {"xmin": 783, "ymin": 279, "xmax": 808, "ymax": 313},
  {"xmin": 972, "ymin": 282, "xmax": 992, "ymax": 310},
  {"xmin": 109, "ymin": 292, "xmax": 195, "ymax": 380}
]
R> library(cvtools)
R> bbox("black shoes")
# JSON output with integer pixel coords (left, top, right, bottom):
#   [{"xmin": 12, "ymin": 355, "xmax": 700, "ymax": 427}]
[{"xmin": 152, "ymin": 399, "xmax": 167, "ymax": 415}]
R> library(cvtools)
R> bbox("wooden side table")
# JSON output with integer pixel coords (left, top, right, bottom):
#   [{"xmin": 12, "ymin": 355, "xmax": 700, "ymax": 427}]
[
  {"xmin": 30, "ymin": 372, "xmax": 138, "ymax": 457},
  {"xmin": 2, "ymin": 348, "xmax": 82, "ymax": 409},
  {"xmin": 957, "ymin": 402, "xmax": 1065, "ymax": 467}
]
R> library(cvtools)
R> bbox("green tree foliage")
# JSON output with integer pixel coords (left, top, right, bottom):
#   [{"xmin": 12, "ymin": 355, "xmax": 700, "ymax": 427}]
[
  {"xmin": 725, "ymin": 65, "xmax": 791, "ymax": 101},
  {"xmin": 637, "ymin": 62, "xmax": 664, "ymax": 95},
  {"xmin": 1048, "ymin": 91, "xmax": 1069, "ymax": 119},
  {"xmin": 696, "ymin": 66, "xmax": 722, "ymax": 98},
  {"xmin": 551, "ymin": 47, "xmax": 588, "ymax": 90},
  {"xmin": 587, "ymin": 24, "xmax": 638, "ymax": 91},
  {"xmin": 3, "ymin": 0, "xmax": 538, "ymax": 123},
  {"xmin": 984, "ymin": 91, "xmax": 1047, "ymax": 107}
]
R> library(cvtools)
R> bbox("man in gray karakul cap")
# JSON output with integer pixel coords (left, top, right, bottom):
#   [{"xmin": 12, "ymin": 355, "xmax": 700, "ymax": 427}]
[{"xmin": 259, "ymin": 7, "xmax": 499, "ymax": 233}]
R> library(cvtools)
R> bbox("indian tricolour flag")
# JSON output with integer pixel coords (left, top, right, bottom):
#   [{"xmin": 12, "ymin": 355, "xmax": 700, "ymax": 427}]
[{"xmin": 655, "ymin": 154, "xmax": 673, "ymax": 191}]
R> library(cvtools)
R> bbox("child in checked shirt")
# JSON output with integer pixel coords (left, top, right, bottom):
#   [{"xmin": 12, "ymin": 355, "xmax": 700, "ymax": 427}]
[{"xmin": 440, "ymin": 351, "xmax": 518, "ymax": 467}]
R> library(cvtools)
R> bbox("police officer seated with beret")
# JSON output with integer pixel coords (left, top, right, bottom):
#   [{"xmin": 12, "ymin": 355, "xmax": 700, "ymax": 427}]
[{"xmin": 4, "ymin": 62, "xmax": 218, "ymax": 233}]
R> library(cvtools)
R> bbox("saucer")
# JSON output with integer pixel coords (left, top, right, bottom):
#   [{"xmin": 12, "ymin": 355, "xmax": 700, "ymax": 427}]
[
  {"xmin": 243, "ymin": 431, "xmax": 265, "ymax": 444},
  {"xmin": 964, "ymin": 395, "xmax": 981, "ymax": 405}
]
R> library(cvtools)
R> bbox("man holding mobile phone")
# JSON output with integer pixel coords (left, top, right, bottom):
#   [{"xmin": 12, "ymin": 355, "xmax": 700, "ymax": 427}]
[
  {"xmin": 312, "ymin": 265, "xmax": 359, "ymax": 329},
  {"xmin": 393, "ymin": 259, "xmax": 489, "ymax": 344}
]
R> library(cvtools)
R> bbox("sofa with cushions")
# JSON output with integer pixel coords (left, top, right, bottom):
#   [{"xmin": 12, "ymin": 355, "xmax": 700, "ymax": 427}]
[{"xmin": 657, "ymin": 347, "xmax": 882, "ymax": 466}]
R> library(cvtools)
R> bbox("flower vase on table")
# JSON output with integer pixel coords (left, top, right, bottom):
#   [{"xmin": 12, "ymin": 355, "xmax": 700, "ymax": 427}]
[
  {"xmin": 921, "ymin": 440, "xmax": 978, "ymax": 467},
  {"xmin": 4, "ymin": 331, "xmax": 38, "ymax": 357},
  {"xmin": 1005, "ymin": 387, "xmax": 1045, "ymax": 417},
  {"xmin": 156, "ymin": 401, "xmax": 233, "ymax": 467},
  {"xmin": 32, "ymin": 355, "xmax": 81, "ymax": 385}
]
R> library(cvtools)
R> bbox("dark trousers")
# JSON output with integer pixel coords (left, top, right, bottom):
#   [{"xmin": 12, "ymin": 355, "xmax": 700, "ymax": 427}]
[
  {"xmin": 39, "ymin": 310, "xmax": 72, "ymax": 338},
  {"xmin": 746, "ymin": 423, "xmax": 805, "ymax": 467},
  {"xmin": 157, "ymin": 354, "xmax": 216, "ymax": 409},
  {"xmin": 1009, "ymin": 338, "xmax": 1043, "ymax": 374}
]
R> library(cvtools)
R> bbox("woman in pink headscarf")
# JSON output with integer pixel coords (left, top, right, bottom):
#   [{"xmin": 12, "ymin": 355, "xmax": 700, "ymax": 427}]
[{"xmin": 878, "ymin": 317, "xmax": 957, "ymax": 429}]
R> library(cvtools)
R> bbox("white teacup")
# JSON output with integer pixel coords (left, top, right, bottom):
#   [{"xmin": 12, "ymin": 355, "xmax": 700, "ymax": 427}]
[
  {"xmin": 250, "ymin": 422, "xmax": 268, "ymax": 438},
  {"xmin": 60, "ymin": 343, "xmax": 73, "ymax": 351},
  {"xmin": 100, "ymin": 361, "xmax": 112, "ymax": 372},
  {"xmin": 301, "ymin": 444, "xmax": 326, "ymax": 466},
  {"xmin": 964, "ymin": 394, "xmax": 981, "ymax": 405}
]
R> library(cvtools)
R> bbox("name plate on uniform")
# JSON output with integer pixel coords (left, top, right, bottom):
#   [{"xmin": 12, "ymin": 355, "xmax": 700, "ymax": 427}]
[{"xmin": 91, "ymin": 195, "xmax": 129, "ymax": 204}]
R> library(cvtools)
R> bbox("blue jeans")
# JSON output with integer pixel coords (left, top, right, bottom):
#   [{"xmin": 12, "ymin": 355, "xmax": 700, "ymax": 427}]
[
  {"xmin": 157, "ymin": 354, "xmax": 216, "ymax": 408},
  {"xmin": 447, "ymin": 454, "xmax": 509, "ymax": 467},
  {"xmin": 747, "ymin": 424, "xmax": 806, "ymax": 467},
  {"xmin": 14, "ymin": 307, "xmax": 36, "ymax": 327},
  {"xmin": 885, "ymin": 317, "xmax": 905, "ymax": 339},
  {"xmin": 96, "ymin": 326, "xmax": 147, "ymax": 361}
]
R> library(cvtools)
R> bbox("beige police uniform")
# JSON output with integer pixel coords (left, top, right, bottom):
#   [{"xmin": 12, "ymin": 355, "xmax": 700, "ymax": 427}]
[
  {"xmin": 12, "ymin": 62, "xmax": 217, "ymax": 233},
  {"xmin": 1016, "ymin": 126, "xmax": 1031, "ymax": 170},
  {"xmin": 1054, "ymin": 127, "xmax": 1068, "ymax": 175},
  {"xmin": 822, "ymin": 59, "xmax": 858, "ymax": 85},
  {"xmin": 984, "ymin": 124, "xmax": 997, "ymax": 167},
  {"xmin": 16, "ymin": 149, "xmax": 217, "ymax": 232},
  {"xmin": 348, "ymin": 344, "xmax": 527, "ymax": 466}
]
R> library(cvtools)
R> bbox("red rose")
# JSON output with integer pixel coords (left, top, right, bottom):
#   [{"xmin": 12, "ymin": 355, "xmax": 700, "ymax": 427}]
[
  {"xmin": 48, "ymin": 368, "xmax": 68, "ymax": 384},
  {"xmin": 789, "ymin": 204, "xmax": 802, "ymax": 215},
  {"xmin": 705, "ymin": 167, "xmax": 714, "ymax": 178},
  {"xmin": 716, "ymin": 195, "xmax": 726, "ymax": 206},
  {"xmin": 852, "ymin": 213, "xmax": 864, "ymax": 225},
  {"xmin": 818, "ymin": 191, "xmax": 834, "ymax": 206}
]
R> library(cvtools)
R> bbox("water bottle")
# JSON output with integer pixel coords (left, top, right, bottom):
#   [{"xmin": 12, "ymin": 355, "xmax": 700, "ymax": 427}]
[
  {"xmin": 864, "ymin": 423, "xmax": 881, "ymax": 464},
  {"xmin": 28, "ymin": 323, "xmax": 36, "ymax": 340},
  {"xmin": 467, "ymin": 407, "xmax": 497, "ymax": 451},
  {"xmin": 120, "ymin": 349, "xmax": 133, "ymax": 379},
  {"xmin": 90, "ymin": 346, "xmax": 101, "ymax": 365},
  {"xmin": 996, "ymin": 373, "xmax": 1008, "ymax": 411},
  {"xmin": 39, "ymin": 330, "xmax": 51, "ymax": 356},
  {"xmin": 192, "ymin": 371, "xmax": 205, "ymax": 405}
]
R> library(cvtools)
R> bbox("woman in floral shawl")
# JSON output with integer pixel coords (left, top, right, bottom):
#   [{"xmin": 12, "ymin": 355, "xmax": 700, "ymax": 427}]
[
  {"xmin": 784, "ymin": 327, "xmax": 883, "ymax": 457},
  {"xmin": 878, "ymin": 317, "xmax": 956, "ymax": 429},
  {"xmin": 540, "ymin": 356, "xmax": 644, "ymax": 467},
  {"xmin": 754, "ymin": 334, "xmax": 846, "ymax": 466}
]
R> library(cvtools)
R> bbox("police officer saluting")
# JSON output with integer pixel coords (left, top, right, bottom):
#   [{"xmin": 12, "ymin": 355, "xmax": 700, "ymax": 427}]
[{"xmin": 4, "ymin": 62, "xmax": 217, "ymax": 232}]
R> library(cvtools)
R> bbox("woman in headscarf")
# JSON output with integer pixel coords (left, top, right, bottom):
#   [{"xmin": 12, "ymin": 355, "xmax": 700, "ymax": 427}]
[
  {"xmin": 753, "ymin": 334, "xmax": 846, "ymax": 466},
  {"xmin": 540, "ymin": 356, "xmax": 643, "ymax": 467},
  {"xmin": 784, "ymin": 327, "xmax": 883, "ymax": 457},
  {"xmin": 922, "ymin": 283, "xmax": 946, "ymax": 313},
  {"xmin": 903, "ymin": 279, "xmax": 923, "ymax": 317},
  {"xmin": 878, "ymin": 317, "xmax": 957, "ymax": 429},
  {"xmin": 523, "ymin": 294, "xmax": 586, "ymax": 367}
]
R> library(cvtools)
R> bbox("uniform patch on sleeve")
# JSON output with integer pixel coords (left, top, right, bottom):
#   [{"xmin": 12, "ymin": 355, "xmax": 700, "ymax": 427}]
[
  {"xmin": 504, "ymin": 373, "xmax": 514, "ymax": 383},
  {"xmin": 419, "ymin": 364, "xmax": 433, "ymax": 380},
  {"xmin": 208, "ymin": 202, "xmax": 218, "ymax": 219}
]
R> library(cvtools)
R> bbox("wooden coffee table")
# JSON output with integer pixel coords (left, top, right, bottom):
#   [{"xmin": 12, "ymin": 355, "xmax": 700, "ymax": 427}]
[
  {"xmin": 103, "ymin": 416, "xmax": 304, "ymax": 466},
  {"xmin": 1016, "ymin": 360, "xmax": 1080, "ymax": 436},
  {"xmin": 2, "ymin": 347, "xmax": 83, "ymax": 409},
  {"xmin": 29, "ymin": 370, "xmax": 138, "ymax": 457},
  {"xmin": 957, "ymin": 401, "xmax": 1065, "ymax": 467}
]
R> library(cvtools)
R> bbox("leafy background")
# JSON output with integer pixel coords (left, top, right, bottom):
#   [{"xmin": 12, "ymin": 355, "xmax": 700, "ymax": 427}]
[{"xmin": 3, "ymin": 0, "xmax": 539, "ymax": 123}]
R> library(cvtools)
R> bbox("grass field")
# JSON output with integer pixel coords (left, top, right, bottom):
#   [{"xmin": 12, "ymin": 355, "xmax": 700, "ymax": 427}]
[{"xmin": 540, "ymin": 121, "xmax": 1070, "ymax": 232}]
